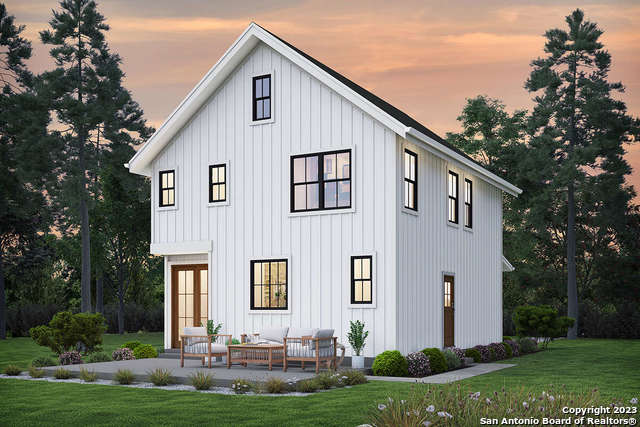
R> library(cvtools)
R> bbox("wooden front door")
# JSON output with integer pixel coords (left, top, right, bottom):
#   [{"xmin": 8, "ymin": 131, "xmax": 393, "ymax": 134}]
[
  {"xmin": 443, "ymin": 275, "xmax": 455, "ymax": 347},
  {"xmin": 171, "ymin": 264, "xmax": 208, "ymax": 348}
]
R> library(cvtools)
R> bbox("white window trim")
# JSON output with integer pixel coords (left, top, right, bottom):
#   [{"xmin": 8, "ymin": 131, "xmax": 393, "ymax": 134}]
[
  {"xmin": 248, "ymin": 69, "xmax": 275, "ymax": 126},
  {"xmin": 157, "ymin": 166, "xmax": 179, "ymax": 211},
  {"xmin": 445, "ymin": 166, "xmax": 460, "ymax": 228},
  {"xmin": 347, "ymin": 251, "xmax": 377, "ymax": 309},
  {"xmin": 401, "ymin": 142, "xmax": 419, "ymax": 217},
  {"xmin": 247, "ymin": 255, "xmax": 292, "ymax": 315},
  {"xmin": 463, "ymin": 174, "xmax": 474, "ymax": 232},
  {"xmin": 207, "ymin": 160, "xmax": 230, "ymax": 207},
  {"xmin": 287, "ymin": 145, "xmax": 356, "ymax": 217}
]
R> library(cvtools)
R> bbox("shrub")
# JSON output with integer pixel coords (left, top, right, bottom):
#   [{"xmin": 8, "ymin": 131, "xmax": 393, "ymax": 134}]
[
  {"xmin": 503, "ymin": 336, "xmax": 513, "ymax": 341},
  {"xmin": 505, "ymin": 339, "xmax": 520, "ymax": 356},
  {"xmin": 513, "ymin": 305, "xmax": 575, "ymax": 348},
  {"xmin": 230, "ymin": 378, "xmax": 252, "ymax": 394},
  {"xmin": 114, "ymin": 369, "xmax": 135, "ymax": 385},
  {"xmin": 372, "ymin": 350, "xmax": 409, "ymax": 377},
  {"xmin": 502, "ymin": 341, "xmax": 513, "ymax": 358},
  {"xmin": 444, "ymin": 347, "xmax": 465, "ymax": 362},
  {"xmin": 31, "ymin": 356, "xmax": 57, "ymax": 367},
  {"xmin": 3, "ymin": 365, "xmax": 21, "ymax": 376},
  {"xmin": 54, "ymin": 367, "xmax": 71, "ymax": 379},
  {"xmin": 406, "ymin": 352, "xmax": 431, "ymax": 377},
  {"xmin": 28, "ymin": 365, "xmax": 44, "ymax": 378},
  {"xmin": 347, "ymin": 320, "xmax": 369, "ymax": 356},
  {"xmin": 148, "ymin": 368, "xmax": 174, "ymax": 386},
  {"xmin": 313, "ymin": 371, "xmax": 341, "ymax": 389},
  {"xmin": 473, "ymin": 345, "xmax": 491, "ymax": 362},
  {"xmin": 519, "ymin": 337, "xmax": 538, "ymax": 354},
  {"xmin": 421, "ymin": 348, "xmax": 447, "ymax": 374},
  {"xmin": 296, "ymin": 378, "xmax": 319, "ymax": 393},
  {"xmin": 338, "ymin": 369, "xmax": 368, "ymax": 386},
  {"xmin": 464, "ymin": 348, "xmax": 482, "ymax": 363},
  {"xmin": 85, "ymin": 352, "xmax": 112, "ymax": 363},
  {"xmin": 488, "ymin": 342, "xmax": 506, "ymax": 360},
  {"xmin": 133, "ymin": 344, "xmax": 158, "ymax": 359},
  {"xmin": 263, "ymin": 377, "xmax": 289, "ymax": 394},
  {"xmin": 6, "ymin": 303, "xmax": 62, "ymax": 337},
  {"xmin": 443, "ymin": 349, "xmax": 461, "ymax": 370},
  {"xmin": 367, "ymin": 383, "xmax": 629, "ymax": 427},
  {"xmin": 59, "ymin": 350, "xmax": 83, "ymax": 365},
  {"xmin": 120, "ymin": 341, "xmax": 142, "ymax": 351},
  {"xmin": 189, "ymin": 371, "xmax": 214, "ymax": 390},
  {"xmin": 112, "ymin": 348, "xmax": 135, "ymax": 361},
  {"xmin": 79, "ymin": 368, "xmax": 98, "ymax": 382},
  {"xmin": 29, "ymin": 311, "xmax": 106, "ymax": 355}
]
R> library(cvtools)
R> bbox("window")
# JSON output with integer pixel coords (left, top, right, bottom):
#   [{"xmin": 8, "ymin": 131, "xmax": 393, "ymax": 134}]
[
  {"xmin": 351, "ymin": 256, "xmax": 373, "ymax": 304},
  {"xmin": 252, "ymin": 74, "xmax": 271, "ymax": 121},
  {"xmin": 250, "ymin": 259, "xmax": 287, "ymax": 310},
  {"xmin": 291, "ymin": 149, "xmax": 351, "ymax": 212},
  {"xmin": 403, "ymin": 149, "xmax": 418, "ymax": 210},
  {"xmin": 159, "ymin": 170, "xmax": 175, "ymax": 207},
  {"xmin": 448, "ymin": 171, "xmax": 458, "ymax": 223},
  {"xmin": 464, "ymin": 179, "xmax": 472, "ymax": 228},
  {"xmin": 209, "ymin": 164, "xmax": 226, "ymax": 203}
]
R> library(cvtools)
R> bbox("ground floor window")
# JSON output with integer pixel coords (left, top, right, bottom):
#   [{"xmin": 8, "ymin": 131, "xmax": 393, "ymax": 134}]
[
  {"xmin": 250, "ymin": 259, "xmax": 288, "ymax": 310},
  {"xmin": 351, "ymin": 255, "xmax": 373, "ymax": 304}
]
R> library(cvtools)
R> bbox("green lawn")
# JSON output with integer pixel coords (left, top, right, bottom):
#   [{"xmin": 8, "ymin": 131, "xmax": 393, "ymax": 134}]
[{"xmin": 0, "ymin": 337, "xmax": 637, "ymax": 426}]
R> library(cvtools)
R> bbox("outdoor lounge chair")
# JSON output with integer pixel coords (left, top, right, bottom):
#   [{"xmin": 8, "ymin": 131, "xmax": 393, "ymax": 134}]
[{"xmin": 180, "ymin": 326, "xmax": 232, "ymax": 368}]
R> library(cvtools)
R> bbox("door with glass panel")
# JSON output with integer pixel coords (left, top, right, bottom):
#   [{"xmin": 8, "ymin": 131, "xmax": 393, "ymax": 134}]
[
  {"xmin": 443, "ymin": 275, "xmax": 455, "ymax": 347},
  {"xmin": 171, "ymin": 264, "xmax": 208, "ymax": 348}
]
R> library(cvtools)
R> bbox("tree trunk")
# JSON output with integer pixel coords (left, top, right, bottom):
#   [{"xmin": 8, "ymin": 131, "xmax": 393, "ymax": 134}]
[
  {"xmin": 79, "ymin": 142, "xmax": 92, "ymax": 313},
  {"xmin": 95, "ymin": 273, "xmax": 103, "ymax": 314},
  {"xmin": 567, "ymin": 181, "xmax": 578, "ymax": 339},
  {"xmin": 118, "ymin": 286, "xmax": 125, "ymax": 335},
  {"xmin": 0, "ymin": 253, "xmax": 6, "ymax": 340}
]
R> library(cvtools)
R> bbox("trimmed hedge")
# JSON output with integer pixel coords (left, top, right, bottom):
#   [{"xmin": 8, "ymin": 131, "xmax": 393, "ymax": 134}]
[
  {"xmin": 421, "ymin": 348, "xmax": 447, "ymax": 374},
  {"xmin": 502, "ymin": 341, "xmax": 513, "ymax": 358},
  {"xmin": 465, "ymin": 348, "xmax": 481, "ymax": 363},
  {"xmin": 133, "ymin": 344, "xmax": 158, "ymax": 359},
  {"xmin": 372, "ymin": 351, "xmax": 408, "ymax": 377}
]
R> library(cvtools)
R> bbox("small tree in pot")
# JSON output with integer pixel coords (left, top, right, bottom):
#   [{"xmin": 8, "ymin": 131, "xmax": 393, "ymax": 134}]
[{"xmin": 347, "ymin": 320, "xmax": 369, "ymax": 369}]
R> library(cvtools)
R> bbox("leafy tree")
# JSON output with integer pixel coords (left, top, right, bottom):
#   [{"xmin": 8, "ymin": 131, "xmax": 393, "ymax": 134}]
[
  {"xmin": 513, "ymin": 305, "xmax": 574, "ymax": 349},
  {"xmin": 0, "ymin": 3, "xmax": 56, "ymax": 339},
  {"xmin": 525, "ymin": 9, "xmax": 640, "ymax": 338}
]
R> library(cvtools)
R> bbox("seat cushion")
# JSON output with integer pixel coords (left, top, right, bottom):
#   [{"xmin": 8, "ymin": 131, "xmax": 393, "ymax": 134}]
[
  {"xmin": 184, "ymin": 343, "xmax": 227, "ymax": 354},
  {"xmin": 259, "ymin": 327, "xmax": 289, "ymax": 343},
  {"xmin": 287, "ymin": 327, "xmax": 318, "ymax": 338},
  {"xmin": 313, "ymin": 329, "xmax": 334, "ymax": 348},
  {"xmin": 183, "ymin": 326, "xmax": 207, "ymax": 336}
]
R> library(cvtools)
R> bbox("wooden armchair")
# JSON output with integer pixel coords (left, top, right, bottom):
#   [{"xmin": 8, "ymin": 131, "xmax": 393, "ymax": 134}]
[
  {"xmin": 283, "ymin": 336, "xmax": 337, "ymax": 374},
  {"xmin": 180, "ymin": 326, "xmax": 232, "ymax": 368}
]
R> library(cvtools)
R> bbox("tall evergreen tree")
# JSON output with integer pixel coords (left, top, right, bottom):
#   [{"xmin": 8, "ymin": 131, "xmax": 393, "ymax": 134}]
[
  {"xmin": 39, "ymin": 0, "xmax": 152, "ymax": 312},
  {"xmin": 525, "ymin": 9, "xmax": 639, "ymax": 338},
  {"xmin": 0, "ymin": 3, "xmax": 55, "ymax": 338}
]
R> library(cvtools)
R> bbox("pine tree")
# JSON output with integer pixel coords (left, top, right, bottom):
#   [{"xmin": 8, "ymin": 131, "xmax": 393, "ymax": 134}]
[{"xmin": 525, "ymin": 9, "xmax": 640, "ymax": 338}]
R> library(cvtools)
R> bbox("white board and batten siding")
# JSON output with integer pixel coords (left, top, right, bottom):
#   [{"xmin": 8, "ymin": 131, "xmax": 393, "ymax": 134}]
[
  {"xmin": 396, "ymin": 136, "xmax": 503, "ymax": 353},
  {"xmin": 151, "ymin": 42, "xmax": 397, "ymax": 356}
]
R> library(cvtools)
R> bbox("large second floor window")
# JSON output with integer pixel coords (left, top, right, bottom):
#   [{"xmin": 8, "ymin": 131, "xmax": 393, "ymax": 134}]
[
  {"xmin": 464, "ymin": 179, "xmax": 472, "ymax": 228},
  {"xmin": 404, "ymin": 149, "xmax": 417, "ymax": 210},
  {"xmin": 253, "ymin": 74, "xmax": 271, "ymax": 121},
  {"xmin": 291, "ymin": 149, "xmax": 351, "ymax": 212},
  {"xmin": 250, "ymin": 259, "xmax": 287, "ymax": 310},
  {"xmin": 448, "ymin": 171, "xmax": 458, "ymax": 224},
  {"xmin": 159, "ymin": 170, "xmax": 175, "ymax": 207},
  {"xmin": 209, "ymin": 164, "xmax": 226, "ymax": 203}
]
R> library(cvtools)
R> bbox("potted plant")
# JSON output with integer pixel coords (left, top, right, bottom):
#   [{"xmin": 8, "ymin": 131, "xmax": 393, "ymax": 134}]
[{"xmin": 347, "ymin": 320, "xmax": 369, "ymax": 369}]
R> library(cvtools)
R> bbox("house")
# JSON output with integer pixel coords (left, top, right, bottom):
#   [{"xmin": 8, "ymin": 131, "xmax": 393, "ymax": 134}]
[{"xmin": 126, "ymin": 23, "xmax": 521, "ymax": 357}]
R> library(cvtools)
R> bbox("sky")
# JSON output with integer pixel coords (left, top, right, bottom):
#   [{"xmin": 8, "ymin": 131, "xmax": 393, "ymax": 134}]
[{"xmin": 7, "ymin": 0, "xmax": 640, "ymax": 194}]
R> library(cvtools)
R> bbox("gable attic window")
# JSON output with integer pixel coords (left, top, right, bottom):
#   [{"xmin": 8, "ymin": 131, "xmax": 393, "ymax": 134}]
[
  {"xmin": 252, "ymin": 74, "xmax": 271, "ymax": 121},
  {"xmin": 464, "ymin": 179, "xmax": 472, "ymax": 228},
  {"xmin": 403, "ymin": 149, "xmax": 418, "ymax": 211},
  {"xmin": 448, "ymin": 171, "xmax": 458, "ymax": 224},
  {"xmin": 209, "ymin": 164, "xmax": 226, "ymax": 203},
  {"xmin": 291, "ymin": 149, "xmax": 351, "ymax": 212},
  {"xmin": 159, "ymin": 170, "xmax": 175, "ymax": 207}
]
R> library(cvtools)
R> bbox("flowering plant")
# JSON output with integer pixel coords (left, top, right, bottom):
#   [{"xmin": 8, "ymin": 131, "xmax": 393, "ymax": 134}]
[
  {"xmin": 112, "ymin": 347, "xmax": 135, "ymax": 361},
  {"xmin": 473, "ymin": 345, "xmax": 492, "ymax": 362},
  {"xmin": 406, "ymin": 352, "xmax": 431, "ymax": 377},
  {"xmin": 58, "ymin": 350, "xmax": 83, "ymax": 365}
]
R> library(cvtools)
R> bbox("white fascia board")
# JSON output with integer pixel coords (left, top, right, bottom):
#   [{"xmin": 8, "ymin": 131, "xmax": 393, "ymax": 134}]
[
  {"xmin": 150, "ymin": 241, "xmax": 213, "ymax": 256},
  {"xmin": 405, "ymin": 127, "xmax": 522, "ymax": 196},
  {"xmin": 502, "ymin": 255, "xmax": 515, "ymax": 272}
]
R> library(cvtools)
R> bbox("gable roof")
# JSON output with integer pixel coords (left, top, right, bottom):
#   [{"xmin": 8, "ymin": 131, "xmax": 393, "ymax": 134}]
[{"xmin": 126, "ymin": 23, "xmax": 521, "ymax": 196}]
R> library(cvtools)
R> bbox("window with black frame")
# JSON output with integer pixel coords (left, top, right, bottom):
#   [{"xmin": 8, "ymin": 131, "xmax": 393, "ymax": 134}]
[
  {"xmin": 291, "ymin": 149, "xmax": 351, "ymax": 212},
  {"xmin": 159, "ymin": 170, "xmax": 175, "ymax": 207},
  {"xmin": 250, "ymin": 259, "xmax": 287, "ymax": 310},
  {"xmin": 404, "ymin": 149, "xmax": 417, "ymax": 210},
  {"xmin": 252, "ymin": 75, "xmax": 271, "ymax": 121},
  {"xmin": 448, "ymin": 171, "xmax": 458, "ymax": 223},
  {"xmin": 464, "ymin": 179, "xmax": 472, "ymax": 228},
  {"xmin": 351, "ymin": 255, "xmax": 373, "ymax": 304},
  {"xmin": 209, "ymin": 164, "xmax": 226, "ymax": 203}
]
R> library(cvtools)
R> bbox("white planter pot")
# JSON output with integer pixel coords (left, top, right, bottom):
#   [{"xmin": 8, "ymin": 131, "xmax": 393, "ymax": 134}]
[{"xmin": 352, "ymin": 355, "xmax": 365, "ymax": 369}]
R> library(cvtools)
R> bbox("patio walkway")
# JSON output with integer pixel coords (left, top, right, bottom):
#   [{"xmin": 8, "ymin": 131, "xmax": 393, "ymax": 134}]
[{"xmin": 41, "ymin": 358, "xmax": 316, "ymax": 387}]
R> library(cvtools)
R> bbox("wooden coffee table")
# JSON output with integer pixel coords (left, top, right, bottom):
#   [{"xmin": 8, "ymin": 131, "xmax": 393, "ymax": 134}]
[{"xmin": 227, "ymin": 343, "xmax": 285, "ymax": 371}]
